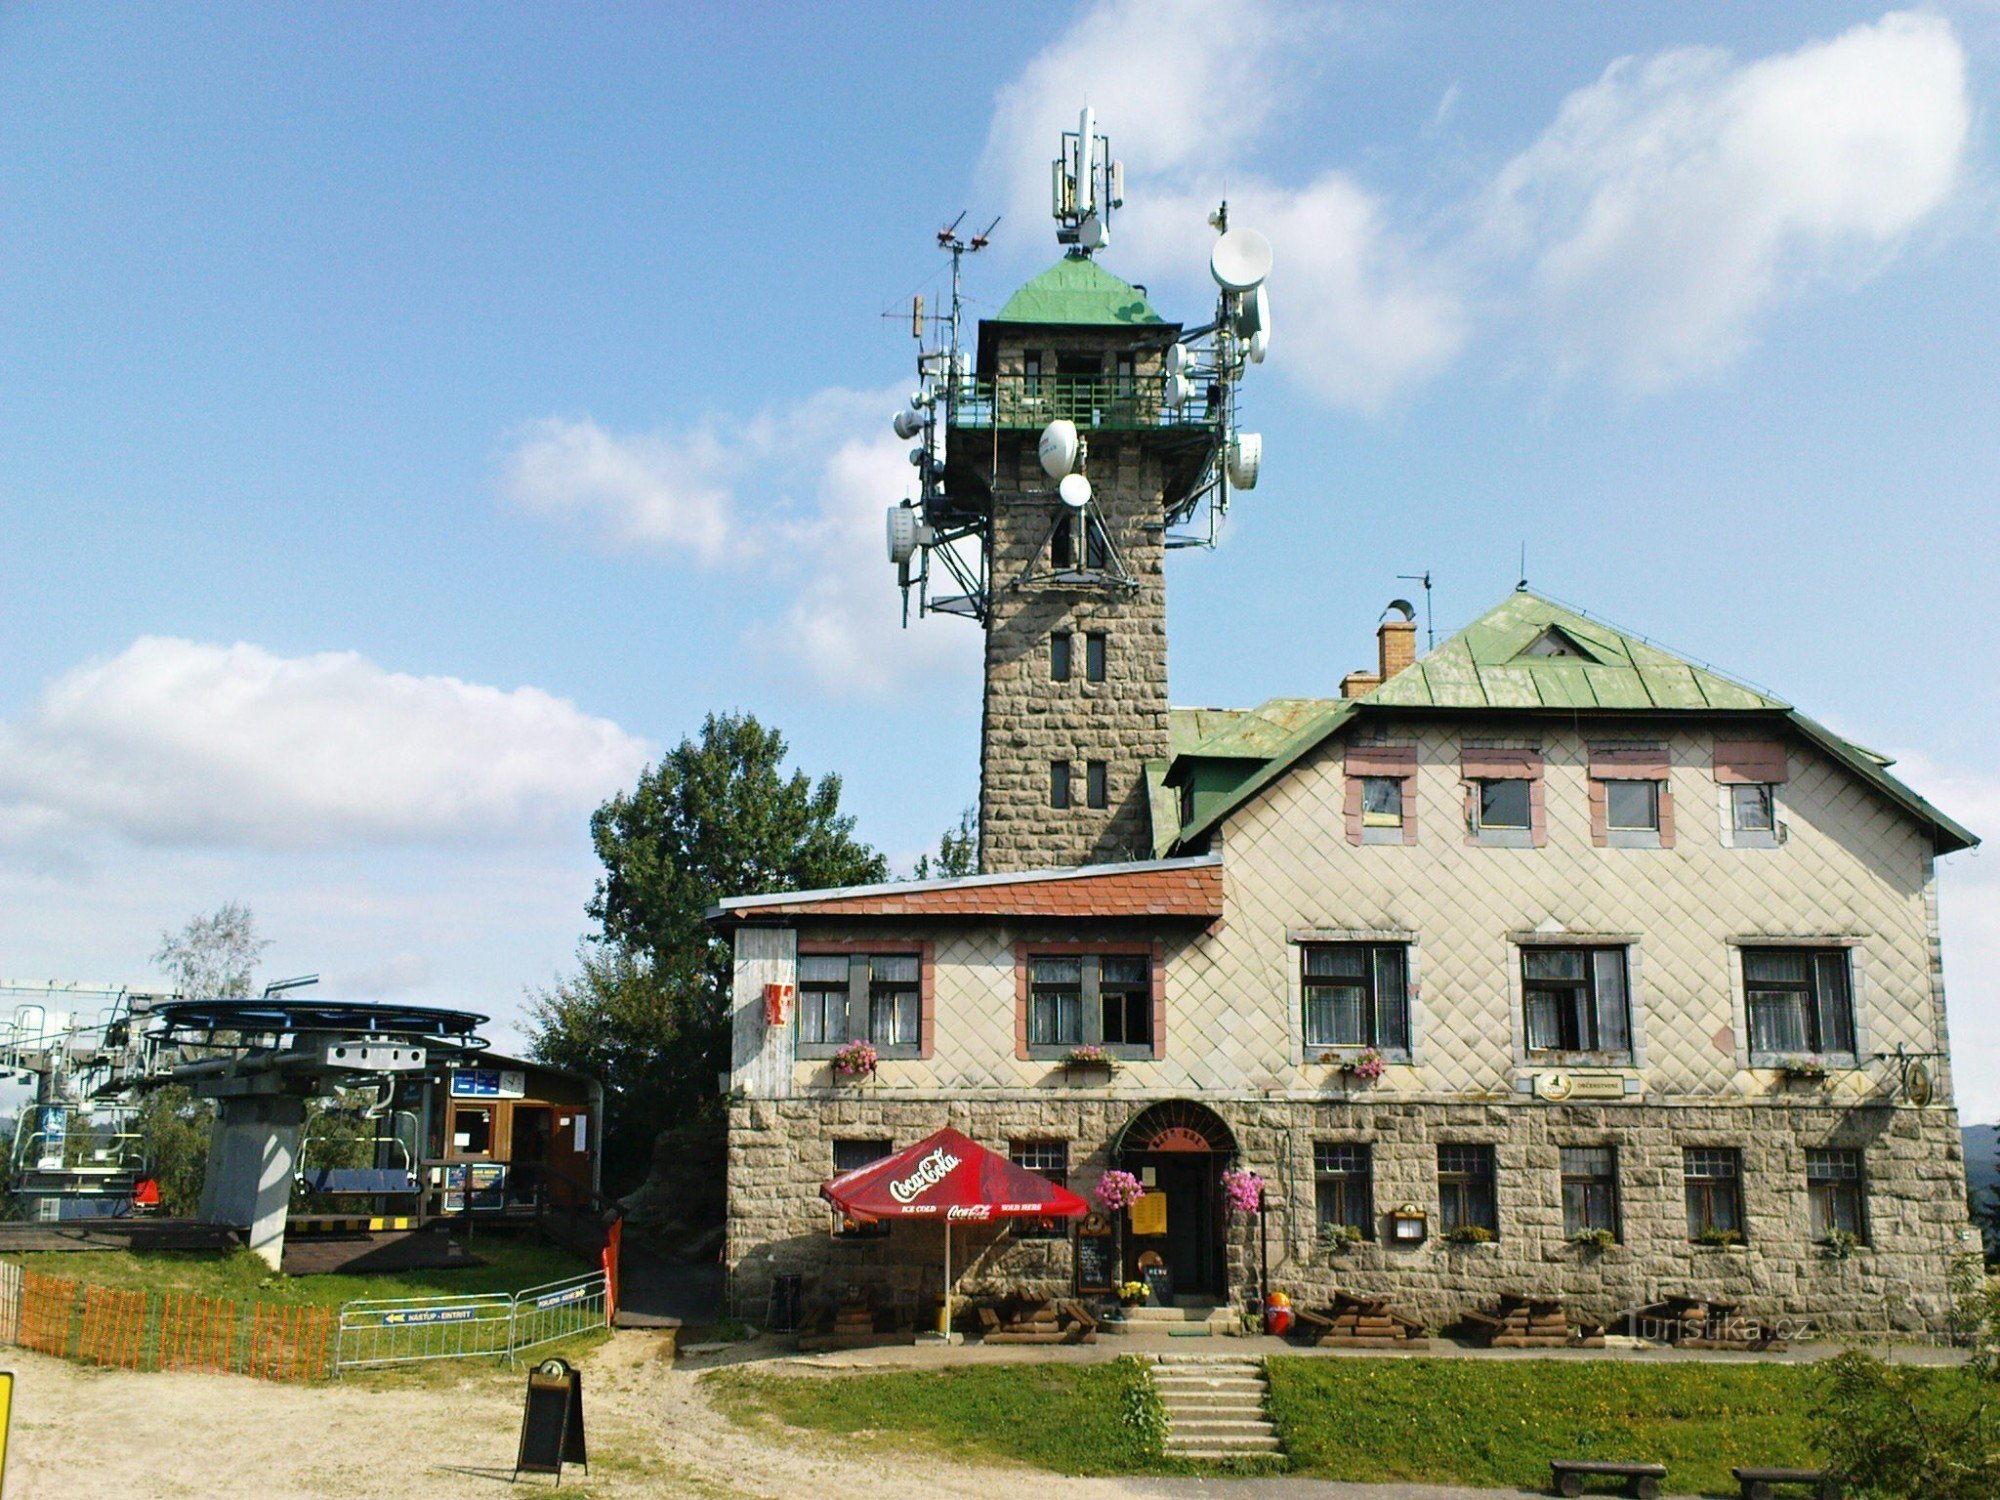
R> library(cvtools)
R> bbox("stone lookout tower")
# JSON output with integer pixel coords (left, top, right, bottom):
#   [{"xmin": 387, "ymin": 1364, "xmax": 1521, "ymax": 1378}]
[{"xmin": 884, "ymin": 111, "xmax": 1268, "ymax": 873}]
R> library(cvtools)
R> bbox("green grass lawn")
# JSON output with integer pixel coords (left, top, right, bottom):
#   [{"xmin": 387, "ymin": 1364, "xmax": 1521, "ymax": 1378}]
[
  {"xmin": 4, "ymin": 1233, "xmax": 593, "ymax": 1307},
  {"xmin": 1266, "ymin": 1356, "xmax": 1957, "ymax": 1492},
  {"xmin": 704, "ymin": 1360, "xmax": 1230, "ymax": 1476},
  {"xmin": 706, "ymin": 1354, "xmax": 1980, "ymax": 1492}
]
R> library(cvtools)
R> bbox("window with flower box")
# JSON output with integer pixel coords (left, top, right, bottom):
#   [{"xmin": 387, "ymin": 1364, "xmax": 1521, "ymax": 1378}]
[
  {"xmin": 1301, "ymin": 943, "xmax": 1410, "ymax": 1055},
  {"xmin": 1807, "ymin": 1148, "xmax": 1866, "ymax": 1243},
  {"xmin": 1684, "ymin": 1147, "xmax": 1745, "ymax": 1241},
  {"xmin": 1437, "ymin": 1144, "xmax": 1497, "ymax": 1237},
  {"xmin": 1314, "ymin": 1143, "xmax": 1373, "ymax": 1239},
  {"xmin": 1561, "ymin": 1146, "xmax": 1619, "ymax": 1240},
  {"xmin": 1019, "ymin": 947, "xmax": 1159, "ymax": 1061},
  {"xmin": 796, "ymin": 949, "xmax": 929, "ymax": 1060}
]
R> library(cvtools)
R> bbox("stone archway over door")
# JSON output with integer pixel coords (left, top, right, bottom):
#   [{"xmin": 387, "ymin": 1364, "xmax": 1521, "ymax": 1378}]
[{"xmin": 1114, "ymin": 1101, "xmax": 1235, "ymax": 1300}]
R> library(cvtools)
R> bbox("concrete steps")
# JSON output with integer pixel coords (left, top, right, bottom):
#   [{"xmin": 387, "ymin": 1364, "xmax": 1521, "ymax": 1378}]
[
  {"xmin": 1103, "ymin": 1300, "xmax": 1239, "ymax": 1338},
  {"xmin": 1150, "ymin": 1353, "xmax": 1284, "ymax": 1460}
]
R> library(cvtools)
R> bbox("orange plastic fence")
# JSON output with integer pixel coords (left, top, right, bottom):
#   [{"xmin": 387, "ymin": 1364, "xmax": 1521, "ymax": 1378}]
[
  {"xmin": 79, "ymin": 1284, "xmax": 147, "ymax": 1369},
  {"xmin": 6, "ymin": 1271, "xmax": 331, "ymax": 1383},
  {"xmin": 18, "ymin": 1270, "xmax": 80, "ymax": 1357},
  {"xmin": 159, "ymin": 1291, "xmax": 238, "ymax": 1374}
]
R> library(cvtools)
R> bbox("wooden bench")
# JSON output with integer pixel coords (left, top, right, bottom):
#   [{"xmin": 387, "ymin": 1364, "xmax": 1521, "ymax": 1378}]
[
  {"xmin": 1732, "ymin": 1467, "xmax": 1838, "ymax": 1499},
  {"xmin": 1550, "ymin": 1458, "xmax": 1668, "ymax": 1498}
]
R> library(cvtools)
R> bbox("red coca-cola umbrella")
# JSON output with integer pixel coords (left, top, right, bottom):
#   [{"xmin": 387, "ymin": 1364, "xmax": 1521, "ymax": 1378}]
[{"xmin": 821, "ymin": 1127, "xmax": 1087, "ymax": 1338}]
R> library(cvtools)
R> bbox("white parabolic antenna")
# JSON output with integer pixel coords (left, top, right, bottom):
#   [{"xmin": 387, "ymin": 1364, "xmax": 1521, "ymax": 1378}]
[
  {"xmin": 1057, "ymin": 472, "xmax": 1092, "ymax": 509},
  {"xmin": 1164, "ymin": 343, "xmax": 1189, "ymax": 377},
  {"xmin": 1038, "ymin": 418, "xmax": 1081, "ymax": 479},
  {"xmin": 886, "ymin": 503, "xmax": 919, "ymax": 565},
  {"xmin": 1210, "ymin": 227, "xmax": 1273, "ymax": 292},
  {"xmin": 1227, "ymin": 432, "xmax": 1262, "ymax": 489},
  {"xmin": 892, "ymin": 408, "xmax": 924, "ymax": 440}
]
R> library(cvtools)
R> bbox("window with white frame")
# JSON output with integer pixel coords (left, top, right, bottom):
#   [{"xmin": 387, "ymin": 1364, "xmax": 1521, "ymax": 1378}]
[
  {"xmin": 1302, "ymin": 943, "xmax": 1411, "ymax": 1054},
  {"xmin": 1361, "ymin": 777, "xmax": 1404, "ymax": 833},
  {"xmin": 1477, "ymin": 779, "xmax": 1533, "ymax": 831},
  {"xmin": 1605, "ymin": 779, "xmax": 1661, "ymax": 833},
  {"xmin": 1743, "ymin": 948, "xmax": 1856, "ymax": 1058},
  {"xmin": 1522, "ymin": 946, "xmax": 1632, "ymax": 1058},
  {"xmin": 1731, "ymin": 783, "xmax": 1776, "ymax": 835},
  {"xmin": 1010, "ymin": 1140, "xmax": 1070, "ymax": 1239}
]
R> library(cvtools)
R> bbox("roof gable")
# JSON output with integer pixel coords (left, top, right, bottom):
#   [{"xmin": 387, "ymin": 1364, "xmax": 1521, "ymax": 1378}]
[
  {"xmin": 1159, "ymin": 590, "xmax": 1976, "ymax": 856},
  {"xmin": 1370, "ymin": 591, "xmax": 1787, "ymax": 712}
]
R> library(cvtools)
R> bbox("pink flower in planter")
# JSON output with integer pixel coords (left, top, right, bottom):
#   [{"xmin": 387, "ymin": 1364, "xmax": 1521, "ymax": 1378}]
[
  {"xmin": 1221, "ymin": 1167, "xmax": 1264, "ymax": 1217},
  {"xmin": 831, "ymin": 1040, "xmax": 877, "ymax": 1078},
  {"xmin": 1093, "ymin": 1170, "xmax": 1145, "ymax": 1212}
]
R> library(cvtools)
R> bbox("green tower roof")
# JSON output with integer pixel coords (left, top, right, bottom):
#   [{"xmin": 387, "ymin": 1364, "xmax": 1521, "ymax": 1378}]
[{"xmin": 992, "ymin": 257, "xmax": 1166, "ymax": 327}]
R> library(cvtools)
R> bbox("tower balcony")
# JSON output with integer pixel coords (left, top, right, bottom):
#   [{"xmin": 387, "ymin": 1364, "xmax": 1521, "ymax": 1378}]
[{"xmin": 949, "ymin": 373, "xmax": 1214, "ymax": 431}]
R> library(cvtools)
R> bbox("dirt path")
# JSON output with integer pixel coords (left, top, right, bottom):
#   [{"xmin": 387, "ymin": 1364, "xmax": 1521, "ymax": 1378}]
[{"xmin": 0, "ymin": 1336, "xmax": 1535, "ymax": 1499}]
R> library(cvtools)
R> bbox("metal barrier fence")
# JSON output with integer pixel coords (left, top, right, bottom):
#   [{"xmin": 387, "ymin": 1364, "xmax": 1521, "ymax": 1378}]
[{"xmin": 333, "ymin": 1269, "xmax": 607, "ymax": 1373}]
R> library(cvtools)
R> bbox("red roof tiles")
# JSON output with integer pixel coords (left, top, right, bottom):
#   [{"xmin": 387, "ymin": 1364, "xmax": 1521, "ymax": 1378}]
[{"xmin": 723, "ymin": 863, "xmax": 1222, "ymax": 921}]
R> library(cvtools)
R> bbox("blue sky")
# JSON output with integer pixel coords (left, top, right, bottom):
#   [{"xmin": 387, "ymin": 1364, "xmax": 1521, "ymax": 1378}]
[{"xmin": 2, "ymin": 3, "xmax": 1996, "ymax": 1111}]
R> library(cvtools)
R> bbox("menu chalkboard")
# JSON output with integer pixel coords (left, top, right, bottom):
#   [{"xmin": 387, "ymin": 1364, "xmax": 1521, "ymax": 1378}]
[
  {"xmin": 1075, "ymin": 1225, "xmax": 1115, "ymax": 1294},
  {"xmin": 515, "ymin": 1358, "xmax": 588, "ymax": 1480}
]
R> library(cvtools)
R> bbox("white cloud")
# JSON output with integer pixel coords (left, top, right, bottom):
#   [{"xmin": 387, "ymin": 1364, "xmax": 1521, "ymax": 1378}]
[
  {"xmin": 500, "ymin": 391, "xmax": 982, "ymax": 699},
  {"xmin": 1488, "ymin": 10, "xmax": 1972, "ymax": 387},
  {"xmin": 502, "ymin": 416, "xmax": 740, "ymax": 563},
  {"xmin": 0, "ymin": 639, "xmax": 651, "ymax": 851},
  {"xmin": 1887, "ymin": 749, "xmax": 1999, "ymax": 1122},
  {"xmin": 977, "ymin": 0, "xmax": 1464, "ymax": 414}
]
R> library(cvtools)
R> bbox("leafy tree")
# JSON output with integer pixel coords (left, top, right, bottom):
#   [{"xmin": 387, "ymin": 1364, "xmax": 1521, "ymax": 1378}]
[
  {"xmin": 153, "ymin": 901, "xmax": 268, "ymax": 998},
  {"xmin": 137, "ymin": 903, "xmax": 271, "ymax": 1211},
  {"xmin": 528, "ymin": 946, "xmax": 682, "ymax": 1194},
  {"xmin": 913, "ymin": 804, "xmax": 979, "ymax": 880},
  {"xmin": 1812, "ymin": 1259, "xmax": 2000, "ymax": 1496},
  {"xmin": 536, "ymin": 712, "xmax": 885, "ymax": 1200},
  {"xmin": 131, "ymin": 1085, "xmax": 212, "ymax": 1217}
]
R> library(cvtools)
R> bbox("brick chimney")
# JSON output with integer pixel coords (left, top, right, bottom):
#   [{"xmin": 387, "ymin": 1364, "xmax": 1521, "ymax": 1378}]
[
  {"xmin": 1340, "ymin": 602, "xmax": 1419, "ymax": 699},
  {"xmin": 1339, "ymin": 670, "xmax": 1381, "ymax": 699},
  {"xmin": 1379, "ymin": 613, "xmax": 1417, "ymax": 681}
]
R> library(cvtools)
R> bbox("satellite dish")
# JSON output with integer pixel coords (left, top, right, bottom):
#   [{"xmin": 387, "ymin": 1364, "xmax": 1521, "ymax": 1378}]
[
  {"xmin": 1210, "ymin": 227, "xmax": 1273, "ymax": 292},
  {"xmin": 1248, "ymin": 328, "xmax": 1268, "ymax": 365},
  {"xmin": 1227, "ymin": 432, "xmax": 1262, "ymax": 489},
  {"xmin": 1057, "ymin": 472, "xmax": 1092, "ymax": 509},
  {"xmin": 1234, "ymin": 284, "xmax": 1269, "ymax": 338},
  {"xmin": 1038, "ymin": 418, "xmax": 1080, "ymax": 479},
  {"xmin": 892, "ymin": 409, "xmax": 924, "ymax": 440},
  {"xmin": 886, "ymin": 504, "xmax": 919, "ymax": 565},
  {"xmin": 1165, "ymin": 370, "xmax": 1193, "ymax": 407},
  {"xmin": 1164, "ymin": 343, "xmax": 1190, "ymax": 377},
  {"xmin": 1078, "ymin": 213, "xmax": 1107, "ymax": 252}
]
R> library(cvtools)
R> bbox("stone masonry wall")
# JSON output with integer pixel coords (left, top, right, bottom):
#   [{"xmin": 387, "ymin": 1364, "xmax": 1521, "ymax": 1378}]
[
  {"xmin": 978, "ymin": 336, "xmax": 1173, "ymax": 873},
  {"xmin": 726, "ymin": 1092, "xmax": 1969, "ymax": 1335}
]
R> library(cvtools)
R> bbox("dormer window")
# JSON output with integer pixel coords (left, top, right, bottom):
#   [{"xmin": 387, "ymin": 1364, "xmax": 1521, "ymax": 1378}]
[{"xmin": 1518, "ymin": 626, "xmax": 1591, "ymax": 659}]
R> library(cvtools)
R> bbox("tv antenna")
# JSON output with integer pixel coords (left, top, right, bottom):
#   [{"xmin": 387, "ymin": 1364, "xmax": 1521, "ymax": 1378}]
[{"xmin": 1398, "ymin": 571, "xmax": 1436, "ymax": 650}]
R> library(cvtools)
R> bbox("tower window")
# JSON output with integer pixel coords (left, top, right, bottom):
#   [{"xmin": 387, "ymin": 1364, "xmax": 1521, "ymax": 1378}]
[
  {"xmin": 1086, "ymin": 761, "xmax": 1108, "ymax": 809},
  {"xmin": 1051, "ymin": 631, "xmax": 1072, "ymax": 682},
  {"xmin": 1085, "ymin": 632, "xmax": 1107, "ymax": 682},
  {"xmin": 1050, "ymin": 760, "xmax": 1072, "ymax": 809}
]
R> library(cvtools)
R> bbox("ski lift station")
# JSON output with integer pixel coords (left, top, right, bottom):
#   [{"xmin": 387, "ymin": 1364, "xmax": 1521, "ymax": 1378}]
[{"xmin": 0, "ymin": 979, "xmax": 605, "ymax": 1270}]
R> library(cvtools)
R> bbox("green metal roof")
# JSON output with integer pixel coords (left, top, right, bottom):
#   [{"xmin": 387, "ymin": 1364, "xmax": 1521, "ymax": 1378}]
[
  {"xmin": 1369, "ymin": 591, "xmax": 1786, "ymax": 712},
  {"xmin": 1158, "ymin": 589, "xmax": 1978, "ymax": 857},
  {"xmin": 993, "ymin": 257, "xmax": 1166, "ymax": 328}
]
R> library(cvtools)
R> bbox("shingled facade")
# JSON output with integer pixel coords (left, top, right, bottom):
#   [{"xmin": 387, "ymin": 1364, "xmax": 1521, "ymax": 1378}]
[{"xmin": 718, "ymin": 590, "xmax": 1980, "ymax": 1336}]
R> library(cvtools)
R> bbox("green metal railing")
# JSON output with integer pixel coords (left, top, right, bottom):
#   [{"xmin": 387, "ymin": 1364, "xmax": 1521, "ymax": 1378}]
[{"xmin": 950, "ymin": 374, "xmax": 1212, "ymax": 430}]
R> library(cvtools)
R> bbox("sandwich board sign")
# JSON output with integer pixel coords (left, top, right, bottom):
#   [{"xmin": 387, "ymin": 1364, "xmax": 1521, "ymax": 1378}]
[{"xmin": 515, "ymin": 1357, "xmax": 587, "ymax": 1482}]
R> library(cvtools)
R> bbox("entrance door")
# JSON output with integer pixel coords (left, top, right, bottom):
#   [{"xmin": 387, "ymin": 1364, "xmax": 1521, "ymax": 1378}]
[
  {"xmin": 1124, "ymin": 1153, "xmax": 1223, "ymax": 1300},
  {"xmin": 509, "ymin": 1105, "xmax": 552, "ymax": 1207}
]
